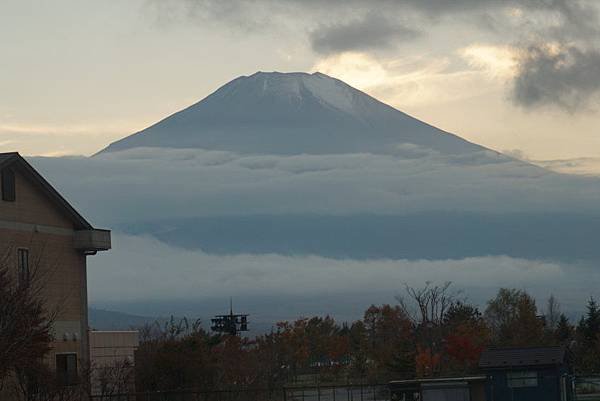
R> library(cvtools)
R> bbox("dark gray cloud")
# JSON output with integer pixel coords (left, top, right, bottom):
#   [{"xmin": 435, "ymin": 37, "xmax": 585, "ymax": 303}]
[
  {"xmin": 152, "ymin": 0, "xmax": 595, "ymax": 24},
  {"xmin": 145, "ymin": 0, "xmax": 598, "ymax": 47},
  {"xmin": 145, "ymin": 1, "xmax": 600, "ymax": 110},
  {"xmin": 543, "ymin": 0, "xmax": 600, "ymax": 40},
  {"xmin": 513, "ymin": 44, "xmax": 600, "ymax": 110},
  {"xmin": 310, "ymin": 13, "xmax": 420, "ymax": 55},
  {"xmin": 503, "ymin": 1, "xmax": 600, "ymax": 110}
]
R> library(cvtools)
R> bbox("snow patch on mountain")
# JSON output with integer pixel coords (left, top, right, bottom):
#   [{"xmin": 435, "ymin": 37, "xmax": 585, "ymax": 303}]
[
  {"xmin": 219, "ymin": 72, "xmax": 361, "ymax": 114},
  {"xmin": 298, "ymin": 72, "xmax": 357, "ymax": 114}
]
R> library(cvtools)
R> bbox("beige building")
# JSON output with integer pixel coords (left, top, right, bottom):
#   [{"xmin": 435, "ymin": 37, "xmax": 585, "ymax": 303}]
[
  {"xmin": 0, "ymin": 152, "xmax": 110, "ymax": 384},
  {"xmin": 89, "ymin": 331, "xmax": 139, "ymax": 395}
]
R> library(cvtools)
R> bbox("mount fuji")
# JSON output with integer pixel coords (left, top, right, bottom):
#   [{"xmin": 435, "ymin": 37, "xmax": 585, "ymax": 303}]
[
  {"xmin": 29, "ymin": 71, "xmax": 600, "ymax": 320},
  {"xmin": 62, "ymin": 71, "xmax": 600, "ymax": 264},
  {"xmin": 99, "ymin": 71, "xmax": 487, "ymax": 156}
]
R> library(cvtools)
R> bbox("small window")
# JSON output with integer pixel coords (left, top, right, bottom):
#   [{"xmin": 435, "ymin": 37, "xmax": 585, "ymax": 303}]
[
  {"xmin": 423, "ymin": 387, "xmax": 470, "ymax": 401},
  {"xmin": 56, "ymin": 353, "xmax": 78, "ymax": 386},
  {"xmin": 17, "ymin": 248, "xmax": 29, "ymax": 285},
  {"xmin": 507, "ymin": 371, "xmax": 538, "ymax": 388},
  {"xmin": 1, "ymin": 168, "xmax": 15, "ymax": 201}
]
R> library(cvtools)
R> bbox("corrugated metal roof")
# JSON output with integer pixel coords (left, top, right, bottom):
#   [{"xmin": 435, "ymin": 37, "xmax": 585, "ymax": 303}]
[
  {"xmin": 390, "ymin": 376, "xmax": 487, "ymax": 385},
  {"xmin": 479, "ymin": 346, "xmax": 566, "ymax": 369}
]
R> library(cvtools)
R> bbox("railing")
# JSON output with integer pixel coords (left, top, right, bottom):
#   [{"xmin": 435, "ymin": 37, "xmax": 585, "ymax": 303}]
[
  {"xmin": 575, "ymin": 376, "xmax": 600, "ymax": 401},
  {"xmin": 85, "ymin": 378, "xmax": 600, "ymax": 401},
  {"xmin": 90, "ymin": 384, "xmax": 391, "ymax": 401}
]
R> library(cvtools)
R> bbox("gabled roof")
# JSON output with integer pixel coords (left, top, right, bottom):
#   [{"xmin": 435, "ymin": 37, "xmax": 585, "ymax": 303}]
[
  {"xmin": 479, "ymin": 346, "xmax": 566, "ymax": 369},
  {"xmin": 0, "ymin": 152, "xmax": 92, "ymax": 230}
]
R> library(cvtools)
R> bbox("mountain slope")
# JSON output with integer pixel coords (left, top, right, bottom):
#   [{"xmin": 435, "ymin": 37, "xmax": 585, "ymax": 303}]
[
  {"xmin": 99, "ymin": 72, "xmax": 485, "ymax": 155},
  {"xmin": 88, "ymin": 308, "xmax": 160, "ymax": 330}
]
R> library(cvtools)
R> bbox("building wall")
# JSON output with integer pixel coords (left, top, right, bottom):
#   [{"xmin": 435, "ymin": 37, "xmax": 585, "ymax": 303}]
[
  {"xmin": 89, "ymin": 331, "xmax": 139, "ymax": 365},
  {"xmin": 486, "ymin": 367, "xmax": 563, "ymax": 401},
  {"xmin": 89, "ymin": 331, "xmax": 139, "ymax": 395},
  {"xmin": 0, "ymin": 167, "xmax": 76, "ymax": 228},
  {"xmin": 0, "ymin": 168, "xmax": 88, "ymax": 373}
]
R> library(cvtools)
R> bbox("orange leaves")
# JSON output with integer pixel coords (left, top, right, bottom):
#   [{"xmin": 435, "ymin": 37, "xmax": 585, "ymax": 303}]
[
  {"xmin": 415, "ymin": 346, "xmax": 441, "ymax": 378},
  {"xmin": 445, "ymin": 325, "xmax": 485, "ymax": 365}
]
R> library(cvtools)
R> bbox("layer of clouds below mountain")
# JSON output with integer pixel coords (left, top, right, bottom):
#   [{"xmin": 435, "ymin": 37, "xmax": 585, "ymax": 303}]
[
  {"xmin": 29, "ymin": 147, "xmax": 600, "ymax": 226},
  {"xmin": 88, "ymin": 232, "xmax": 596, "ymax": 320},
  {"xmin": 34, "ymin": 147, "xmax": 597, "ymax": 319}
]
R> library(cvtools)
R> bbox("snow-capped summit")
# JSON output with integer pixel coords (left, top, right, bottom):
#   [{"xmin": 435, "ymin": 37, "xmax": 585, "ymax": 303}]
[{"xmin": 99, "ymin": 71, "xmax": 485, "ymax": 155}]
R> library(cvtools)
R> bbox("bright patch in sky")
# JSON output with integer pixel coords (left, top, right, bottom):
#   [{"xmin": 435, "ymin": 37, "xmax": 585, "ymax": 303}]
[
  {"xmin": 460, "ymin": 44, "xmax": 518, "ymax": 79},
  {"xmin": 312, "ymin": 52, "xmax": 389, "ymax": 89}
]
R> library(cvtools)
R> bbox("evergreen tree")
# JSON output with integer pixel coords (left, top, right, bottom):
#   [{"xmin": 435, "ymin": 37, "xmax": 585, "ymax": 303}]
[
  {"xmin": 555, "ymin": 314, "xmax": 573, "ymax": 343},
  {"xmin": 573, "ymin": 298, "xmax": 600, "ymax": 373},
  {"xmin": 581, "ymin": 298, "xmax": 600, "ymax": 342},
  {"xmin": 348, "ymin": 321, "xmax": 369, "ymax": 379}
]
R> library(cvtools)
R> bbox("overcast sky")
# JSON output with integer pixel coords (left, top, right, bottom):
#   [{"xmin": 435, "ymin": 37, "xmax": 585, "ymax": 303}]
[{"xmin": 2, "ymin": 0, "xmax": 600, "ymax": 164}]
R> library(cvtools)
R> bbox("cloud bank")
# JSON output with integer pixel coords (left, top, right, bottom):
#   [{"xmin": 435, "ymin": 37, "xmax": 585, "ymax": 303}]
[
  {"xmin": 88, "ymin": 232, "xmax": 596, "ymax": 319},
  {"xmin": 24, "ymin": 147, "xmax": 596, "ymax": 318},
  {"xmin": 27, "ymin": 148, "xmax": 600, "ymax": 226}
]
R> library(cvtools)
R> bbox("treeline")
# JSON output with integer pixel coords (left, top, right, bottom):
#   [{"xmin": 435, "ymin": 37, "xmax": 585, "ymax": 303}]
[{"xmin": 135, "ymin": 283, "xmax": 600, "ymax": 392}]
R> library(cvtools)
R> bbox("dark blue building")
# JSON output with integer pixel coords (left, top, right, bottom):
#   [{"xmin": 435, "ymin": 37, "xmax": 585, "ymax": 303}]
[
  {"xmin": 390, "ymin": 376, "xmax": 487, "ymax": 401},
  {"xmin": 479, "ymin": 346, "xmax": 573, "ymax": 401}
]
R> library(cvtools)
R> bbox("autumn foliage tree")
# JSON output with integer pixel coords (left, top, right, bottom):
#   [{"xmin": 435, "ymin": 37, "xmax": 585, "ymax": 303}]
[
  {"xmin": 347, "ymin": 321, "xmax": 369, "ymax": 378},
  {"xmin": 484, "ymin": 288, "xmax": 544, "ymax": 346},
  {"xmin": 443, "ymin": 302, "xmax": 488, "ymax": 374},
  {"xmin": 268, "ymin": 316, "xmax": 351, "ymax": 382},
  {"xmin": 135, "ymin": 318, "xmax": 217, "ymax": 391},
  {"xmin": 363, "ymin": 304, "xmax": 415, "ymax": 380},
  {"xmin": 396, "ymin": 282, "xmax": 462, "ymax": 377},
  {"xmin": 133, "ymin": 284, "xmax": 600, "ymax": 392},
  {"xmin": 0, "ymin": 263, "xmax": 54, "ymax": 397}
]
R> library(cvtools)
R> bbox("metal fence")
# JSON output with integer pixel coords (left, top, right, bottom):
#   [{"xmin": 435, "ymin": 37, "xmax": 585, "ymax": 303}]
[
  {"xmin": 85, "ymin": 378, "xmax": 600, "ymax": 401},
  {"xmin": 90, "ymin": 384, "xmax": 390, "ymax": 401},
  {"xmin": 575, "ymin": 376, "xmax": 600, "ymax": 401}
]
